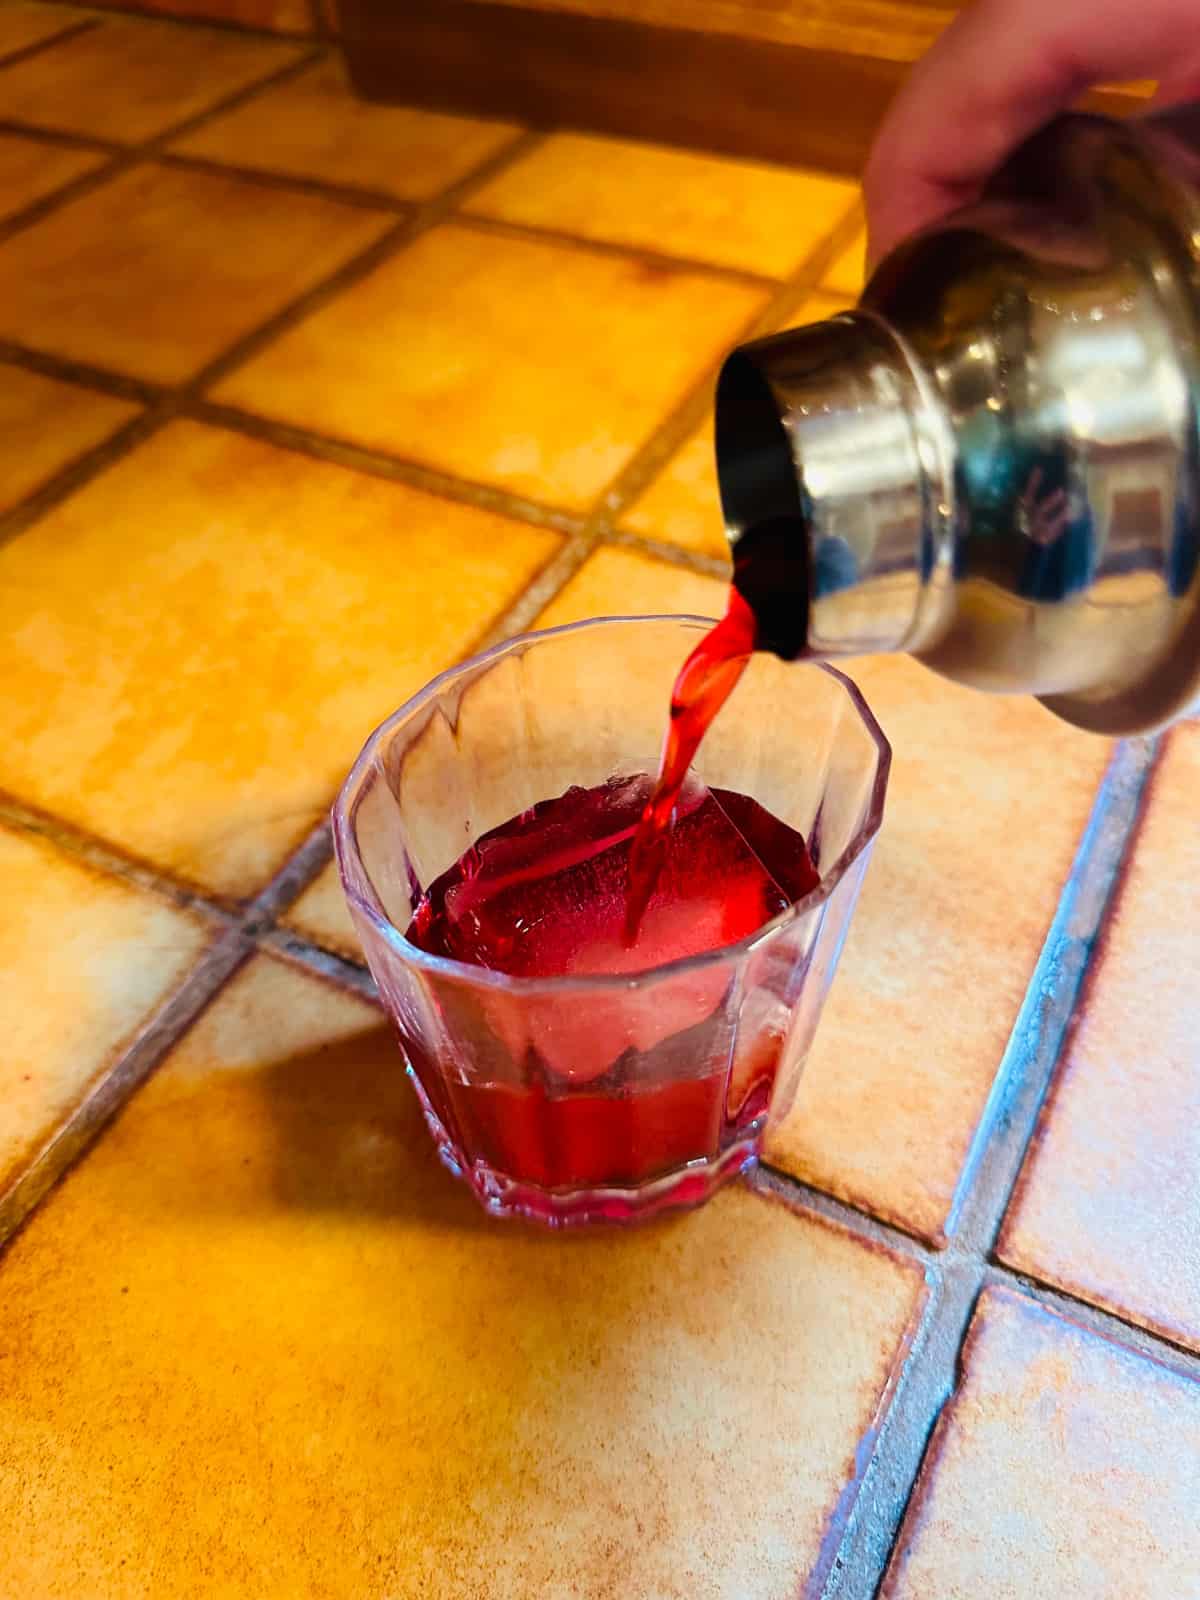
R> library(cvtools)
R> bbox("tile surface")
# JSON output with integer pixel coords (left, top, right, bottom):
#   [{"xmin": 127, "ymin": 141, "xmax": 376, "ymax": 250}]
[
  {"xmin": 174, "ymin": 56, "xmax": 521, "ymax": 200},
  {"xmin": 0, "ymin": 364, "xmax": 138, "ymax": 514},
  {"xmin": 0, "ymin": 2, "xmax": 87, "ymax": 58},
  {"xmin": 622, "ymin": 294, "xmax": 847, "ymax": 561},
  {"xmin": 468, "ymin": 133, "xmax": 858, "ymax": 278},
  {"xmin": 0, "ymin": 420, "xmax": 556, "ymax": 895},
  {"xmin": 0, "ymin": 128, "xmax": 103, "ymax": 223},
  {"xmin": 0, "ymin": 953, "xmax": 924, "ymax": 1599},
  {"xmin": 1000, "ymin": 726, "xmax": 1200, "ymax": 1350},
  {"xmin": 767, "ymin": 658, "xmax": 1111, "ymax": 1239},
  {"xmin": 0, "ymin": 821, "xmax": 209, "ymax": 1199},
  {"xmin": 0, "ymin": 161, "xmax": 390, "ymax": 383},
  {"xmin": 0, "ymin": 14, "xmax": 302, "ymax": 141},
  {"xmin": 883, "ymin": 1287, "xmax": 1200, "ymax": 1599},
  {"xmin": 215, "ymin": 221, "xmax": 765, "ymax": 510}
]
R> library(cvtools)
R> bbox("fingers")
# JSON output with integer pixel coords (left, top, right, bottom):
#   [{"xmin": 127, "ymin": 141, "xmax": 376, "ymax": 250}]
[{"xmin": 863, "ymin": 0, "xmax": 1199, "ymax": 266}]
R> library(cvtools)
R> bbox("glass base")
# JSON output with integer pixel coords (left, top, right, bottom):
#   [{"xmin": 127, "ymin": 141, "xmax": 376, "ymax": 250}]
[{"xmin": 409, "ymin": 1066, "xmax": 763, "ymax": 1228}]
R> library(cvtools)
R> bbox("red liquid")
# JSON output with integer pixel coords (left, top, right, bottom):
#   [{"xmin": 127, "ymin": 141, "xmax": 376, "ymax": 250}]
[
  {"xmin": 405, "ymin": 769, "xmax": 817, "ymax": 1195},
  {"xmin": 624, "ymin": 588, "xmax": 759, "ymax": 941}
]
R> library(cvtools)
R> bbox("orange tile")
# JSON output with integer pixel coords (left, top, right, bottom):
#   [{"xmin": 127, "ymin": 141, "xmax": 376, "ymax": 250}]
[
  {"xmin": 0, "ymin": 951, "xmax": 924, "ymax": 1597},
  {"xmin": 283, "ymin": 860, "xmax": 362, "ymax": 959},
  {"xmin": 822, "ymin": 230, "xmax": 867, "ymax": 297},
  {"xmin": 0, "ymin": 820, "xmax": 209, "ymax": 1201},
  {"xmin": 467, "ymin": 132, "xmax": 859, "ymax": 278},
  {"xmin": 0, "ymin": 128, "xmax": 103, "ymax": 223},
  {"xmin": 0, "ymin": 420, "xmax": 557, "ymax": 895},
  {"xmin": 883, "ymin": 1287, "xmax": 1200, "ymax": 1599},
  {"xmin": 0, "ymin": 162, "xmax": 391, "ymax": 382},
  {"xmin": 174, "ymin": 55, "xmax": 521, "ymax": 201},
  {"xmin": 0, "ymin": 14, "xmax": 302, "ymax": 141},
  {"xmin": 1000, "ymin": 726, "xmax": 1200, "ymax": 1349},
  {"xmin": 537, "ymin": 544, "xmax": 728, "ymax": 628},
  {"xmin": 215, "ymin": 221, "xmax": 765, "ymax": 511},
  {"xmin": 0, "ymin": 364, "xmax": 138, "ymax": 514},
  {"xmin": 0, "ymin": 2, "xmax": 88, "ymax": 57},
  {"xmin": 767, "ymin": 657, "xmax": 1111, "ymax": 1239},
  {"xmin": 99, "ymin": 0, "xmax": 311, "ymax": 28},
  {"xmin": 622, "ymin": 295, "xmax": 847, "ymax": 561}
]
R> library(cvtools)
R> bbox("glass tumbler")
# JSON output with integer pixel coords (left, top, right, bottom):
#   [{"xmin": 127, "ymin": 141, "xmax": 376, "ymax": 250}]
[{"xmin": 333, "ymin": 615, "xmax": 889, "ymax": 1227}]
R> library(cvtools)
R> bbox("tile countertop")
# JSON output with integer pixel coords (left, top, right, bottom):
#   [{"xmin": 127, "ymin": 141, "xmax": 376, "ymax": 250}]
[{"xmin": 0, "ymin": 7, "xmax": 1197, "ymax": 1596}]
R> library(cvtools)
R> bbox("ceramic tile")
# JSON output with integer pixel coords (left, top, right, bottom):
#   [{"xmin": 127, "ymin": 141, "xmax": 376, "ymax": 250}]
[
  {"xmin": 0, "ymin": 14, "xmax": 303, "ymax": 141},
  {"xmin": 0, "ymin": 364, "xmax": 138, "ymax": 514},
  {"xmin": 99, "ymin": 0, "xmax": 312, "ymax": 28},
  {"xmin": 537, "ymin": 544, "xmax": 728, "ymax": 629},
  {"xmin": 283, "ymin": 859, "xmax": 362, "ymax": 959},
  {"xmin": 0, "ymin": 420, "xmax": 557, "ymax": 895},
  {"xmin": 467, "ymin": 133, "xmax": 859, "ymax": 278},
  {"xmin": 215, "ymin": 221, "xmax": 765, "ymax": 511},
  {"xmin": 0, "ymin": 128, "xmax": 104, "ymax": 223},
  {"xmin": 174, "ymin": 55, "xmax": 521, "ymax": 201},
  {"xmin": 0, "ymin": 951, "xmax": 924, "ymax": 1598},
  {"xmin": 1000, "ymin": 726, "xmax": 1200, "ymax": 1350},
  {"xmin": 822, "ymin": 229, "xmax": 866, "ymax": 297},
  {"xmin": 0, "ymin": 821, "xmax": 209, "ymax": 1201},
  {"xmin": 883, "ymin": 1287, "xmax": 1200, "ymax": 1599},
  {"xmin": 0, "ymin": 162, "xmax": 391, "ymax": 382},
  {"xmin": 767, "ymin": 658, "xmax": 1111, "ymax": 1239},
  {"xmin": 0, "ymin": 2, "xmax": 87, "ymax": 59},
  {"xmin": 621, "ymin": 294, "xmax": 847, "ymax": 561}
]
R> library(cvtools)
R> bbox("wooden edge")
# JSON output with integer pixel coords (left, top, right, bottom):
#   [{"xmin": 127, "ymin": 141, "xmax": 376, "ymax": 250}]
[
  {"xmin": 338, "ymin": 0, "xmax": 904, "ymax": 174},
  {"xmin": 335, "ymin": 0, "xmax": 1147, "ymax": 176}
]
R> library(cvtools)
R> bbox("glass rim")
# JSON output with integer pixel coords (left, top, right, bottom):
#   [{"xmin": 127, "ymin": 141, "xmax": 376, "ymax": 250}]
[{"xmin": 332, "ymin": 612, "xmax": 891, "ymax": 994}]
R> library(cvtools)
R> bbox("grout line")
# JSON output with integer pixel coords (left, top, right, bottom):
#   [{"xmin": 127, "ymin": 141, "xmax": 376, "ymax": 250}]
[
  {"xmin": 452, "ymin": 210, "xmax": 784, "ymax": 293},
  {"xmin": 158, "ymin": 148, "xmax": 409, "ymax": 214},
  {"xmin": 189, "ymin": 400, "xmax": 586, "ymax": 537},
  {"xmin": 982, "ymin": 1261, "xmax": 1200, "ymax": 1386},
  {"xmin": 748, "ymin": 1163, "xmax": 933, "ymax": 1266},
  {"xmin": 0, "ymin": 149, "xmax": 126, "ymax": 246},
  {"xmin": 0, "ymin": 14, "xmax": 99, "ymax": 73},
  {"xmin": 0, "ymin": 409, "xmax": 159, "ymax": 550},
  {"xmin": 812, "ymin": 734, "xmax": 1158, "ymax": 1600},
  {"xmin": 136, "ymin": 46, "xmax": 327, "ymax": 148},
  {"xmin": 469, "ymin": 529, "xmax": 600, "ymax": 646},
  {"xmin": 0, "ymin": 117, "xmax": 119, "ymax": 154},
  {"xmin": 602, "ymin": 527, "xmax": 730, "ymax": 580},
  {"xmin": 942, "ymin": 735, "xmax": 1158, "ymax": 1253},
  {"xmin": 0, "ymin": 922, "xmax": 253, "ymax": 1253},
  {"xmin": 819, "ymin": 1259, "xmax": 983, "ymax": 1600},
  {"xmin": 0, "ymin": 339, "xmax": 161, "ymax": 401},
  {"xmin": 30, "ymin": 0, "xmax": 318, "ymax": 44},
  {"xmin": 0, "ymin": 791, "xmax": 239, "ymax": 919},
  {"xmin": 259, "ymin": 927, "xmax": 380, "ymax": 1003}
]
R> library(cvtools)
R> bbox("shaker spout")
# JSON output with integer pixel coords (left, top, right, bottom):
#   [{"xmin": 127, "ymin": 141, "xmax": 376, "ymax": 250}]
[{"xmin": 715, "ymin": 312, "xmax": 957, "ymax": 666}]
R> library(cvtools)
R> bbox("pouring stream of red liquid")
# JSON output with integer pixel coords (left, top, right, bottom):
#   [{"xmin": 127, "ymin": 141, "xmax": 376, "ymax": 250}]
[{"xmin": 622, "ymin": 590, "xmax": 758, "ymax": 943}]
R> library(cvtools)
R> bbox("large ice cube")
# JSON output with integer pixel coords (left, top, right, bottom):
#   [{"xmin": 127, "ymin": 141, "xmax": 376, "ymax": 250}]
[{"xmin": 416, "ymin": 773, "xmax": 797, "ymax": 1081}]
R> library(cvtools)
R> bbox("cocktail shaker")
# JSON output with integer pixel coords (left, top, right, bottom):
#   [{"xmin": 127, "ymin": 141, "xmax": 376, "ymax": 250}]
[{"xmin": 717, "ymin": 104, "xmax": 1200, "ymax": 733}]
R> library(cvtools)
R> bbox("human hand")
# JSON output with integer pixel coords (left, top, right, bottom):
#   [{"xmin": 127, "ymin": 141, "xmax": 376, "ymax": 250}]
[{"xmin": 863, "ymin": 0, "xmax": 1200, "ymax": 267}]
